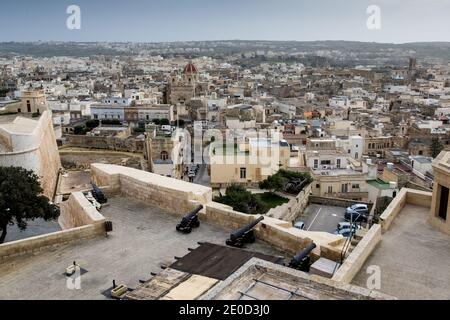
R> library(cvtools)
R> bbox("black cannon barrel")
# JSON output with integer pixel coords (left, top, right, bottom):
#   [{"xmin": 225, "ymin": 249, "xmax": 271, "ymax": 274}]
[
  {"xmin": 180, "ymin": 205, "xmax": 203, "ymax": 224},
  {"xmin": 291, "ymin": 243, "xmax": 317, "ymax": 266},
  {"xmin": 184, "ymin": 205, "xmax": 203, "ymax": 219},
  {"xmin": 230, "ymin": 216, "xmax": 264, "ymax": 241}
]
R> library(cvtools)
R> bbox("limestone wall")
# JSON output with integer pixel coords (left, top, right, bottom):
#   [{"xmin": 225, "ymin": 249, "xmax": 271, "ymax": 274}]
[
  {"xmin": 204, "ymin": 202, "xmax": 344, "ymax": 260},
  {"xmin": 36, "ymin": 111, "xmax": 62, "ymax": 198},
  {"xmin": 0, "ymin": 111, "xmax": 61, "ymax": 199},
  {"xmin": 310, "ymin": 195, "xmax": 373, "ymax": 211},
  {"xmin": 58, "ymin": 192, "xmax": 106, "ymax": 229},
  {"xmin": 0, "ymin": 224, "xmax": 104, "ymax": 261},
  {"xmin": 379, "ymin": 188, "xmax": 432, "ymax": 233},
  {"xmin": 204, "ymin": 201, "xmax": 255, "ymax": 230},
  {"xmin": 267, "ymin": 183, "xmax": 312, "ymax": 222},
  {"xmin": 90, "ymin": 164, "xmax": 345, "ymax": 261},
  {"xmin": 66, "ymin": 135, "xmax": 144, "ymax": 153},
  {"xmin": 332, "ymin": 224, "xmax": 382, "ymax": 284},
  {"xmin": 91, "ymin": 163, "xmax": 212, "ymax": 215}
]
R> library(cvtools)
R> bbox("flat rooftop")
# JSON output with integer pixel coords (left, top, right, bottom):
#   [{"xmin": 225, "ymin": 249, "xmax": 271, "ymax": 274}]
[
  {"xmin": 352, "ymin": 204, "xmax": 450, "ymax": 300},
  {"xmin": 202, "ymin": 259, "xmax": 390, "ymax": 300},
  {"xmin": 0, "ymin": 197, "xmax": 284, "ymax": 300},
  {"xmin": 57, "ymin": 170, "xmax": 92, "ymax": 195}
]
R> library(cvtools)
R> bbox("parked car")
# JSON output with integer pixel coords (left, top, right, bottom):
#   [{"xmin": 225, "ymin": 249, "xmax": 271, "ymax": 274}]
[
  {"xmin": 345, "ymin": 204, "xmax": 369, "ymax": 222},
  {"xmin": 188, "ymin": 170, "xmax": 196, "ymax": 178},
  {"xmin": 294, "ymin": 221, "xmax": 305, "ymax": 230},
  {"xmin": 334, "ymin": 228, "xmax": 356, "ymax": 238},
  {"xmin": 337, "ymin": 222, "xmax": 360, "ymax": 231}
]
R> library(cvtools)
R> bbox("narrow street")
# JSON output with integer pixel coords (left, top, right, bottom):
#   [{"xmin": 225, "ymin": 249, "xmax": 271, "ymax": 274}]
[{"xmin": 193, "ymin": 164, "xmax": 210, "ymax": 187}]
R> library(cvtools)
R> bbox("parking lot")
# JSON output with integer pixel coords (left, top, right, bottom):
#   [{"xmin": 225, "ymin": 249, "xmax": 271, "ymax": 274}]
[{"xmin": 297, "ymin": 204, "xmax": 346, "ymax": 233}]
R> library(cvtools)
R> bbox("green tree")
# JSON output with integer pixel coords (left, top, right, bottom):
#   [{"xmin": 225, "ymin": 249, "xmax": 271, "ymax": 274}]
[
  {"xmin": 73, "ymin": 125, "xmax": 86, "ymax": 135},
  {"xmin": 214, "ymin": 185, "xmax": 267, "ymax": 215},
  {"xmin": 0, "ymin": 167, "xmax": 60, "ymax": 243},
  {"xmin": 173, "ymin": 119, "xmax": 185, "ymax": 128},
  {"xmin": 160, "ymin": 118, "xmax": 170, "ymax": 126},
  {"xmin": 430, "ymin": 137, "xmax": 444, "ymax": 158},
  {"xmin": 259, "ymin": 174, "xmax": 287, "ymax": 192},
  {"xmin": 85, "ymin": 119, "xmax": 100, "ymax": 129}
]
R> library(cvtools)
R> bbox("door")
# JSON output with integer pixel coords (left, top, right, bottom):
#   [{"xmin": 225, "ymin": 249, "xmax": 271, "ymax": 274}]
[{"xmin": 438, "ymin": 186, "xmax": 449, "ymax": 221}]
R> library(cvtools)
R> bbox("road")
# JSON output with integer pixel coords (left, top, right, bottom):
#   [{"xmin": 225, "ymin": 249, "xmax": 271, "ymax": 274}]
[
  {"xmin": 193, "ymin": 164, "xmax": 210, "ymax": 187},
  {"xmin": 297, "ymin": 204, "xmax": 346, "ymax": 233}
]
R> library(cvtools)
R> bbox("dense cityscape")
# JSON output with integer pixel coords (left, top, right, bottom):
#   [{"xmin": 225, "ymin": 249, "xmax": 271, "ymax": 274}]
[{"xmin": 0, "ymin": 1, "xmax": 449, "ymax": 307}]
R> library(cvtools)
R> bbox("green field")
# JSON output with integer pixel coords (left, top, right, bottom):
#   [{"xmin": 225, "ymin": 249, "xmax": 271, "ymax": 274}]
[{"xmin": 254, "ymin": 192, "xmax": 289, "ymax": 210}]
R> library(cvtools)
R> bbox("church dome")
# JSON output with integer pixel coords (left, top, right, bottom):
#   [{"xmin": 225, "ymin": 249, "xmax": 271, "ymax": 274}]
[{"xmin": 183, "ymin": 63, "xmax": 198, "ymax": 74}]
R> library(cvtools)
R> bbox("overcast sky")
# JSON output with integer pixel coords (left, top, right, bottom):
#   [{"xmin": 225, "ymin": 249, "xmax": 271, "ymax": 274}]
[{"xmin": 0, "ymin": 0, "xmax": 449, "ymax": 43}]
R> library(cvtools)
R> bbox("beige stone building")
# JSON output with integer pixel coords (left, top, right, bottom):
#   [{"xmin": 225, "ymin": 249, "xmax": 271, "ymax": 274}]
[
  {"xmin": 168, "ymin": 63, "xmax": 198, "ymax": 106},
  {"xmin": 144, "ymin": 127, "xmax": 186, "ymax": 179},
  {"xmin": 429, "ymin": 151, "xmax": 450, "ymax": 235},
  {"xmin": 210, "ymin": 137, "xmax": 291, "ymax": 188},
  {"xmin": 302, "ymin": 139, "xmax": 369, "ymax": 201},
  {"xmin": 6, "ymin": 88, "xmax": 47, "ymax": 114}
]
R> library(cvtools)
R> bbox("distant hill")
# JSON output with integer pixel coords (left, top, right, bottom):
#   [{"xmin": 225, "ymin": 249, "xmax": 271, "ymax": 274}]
[{"xmin": 1, "ymin": 40, "xmax": 449, "ymax": 63}]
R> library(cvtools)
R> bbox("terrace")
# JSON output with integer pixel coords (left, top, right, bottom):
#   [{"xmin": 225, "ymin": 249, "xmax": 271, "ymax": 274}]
[
  {"xmin": 351, "ymin": 189, "xmax": 450, "ymax": 299},
  {"xmin": 0, "ymin": 196, "xmax": 283, "ymax": 300}
]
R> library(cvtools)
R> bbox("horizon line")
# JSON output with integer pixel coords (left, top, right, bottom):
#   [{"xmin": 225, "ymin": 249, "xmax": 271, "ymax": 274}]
[{"xmin": 1, "ymin": 39, "xmax": 450, "ymax": 45}]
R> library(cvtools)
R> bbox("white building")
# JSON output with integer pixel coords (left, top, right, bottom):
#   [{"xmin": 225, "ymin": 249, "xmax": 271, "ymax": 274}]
[{"xmin": 335, "ymin": 135, "xmax": 364, "ymax": 160}]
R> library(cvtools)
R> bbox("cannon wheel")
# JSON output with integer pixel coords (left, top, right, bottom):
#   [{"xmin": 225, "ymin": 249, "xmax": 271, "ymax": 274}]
[{"xmin": 226, "ymin": 239, "xmax": 244, "ymax": 248}]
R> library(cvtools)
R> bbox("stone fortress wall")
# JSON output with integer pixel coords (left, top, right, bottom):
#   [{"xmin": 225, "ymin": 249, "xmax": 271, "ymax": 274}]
[
  {"xmin": 90, "ymin": 163, "xmax": 348, "ymax": 262},
  {"xmin": 0, "ymin": 110, "xmax": 61, "ymax": 198},
  {"xmin": 0, "ymin": 191, "xmax": 106, "ymax": 260}
]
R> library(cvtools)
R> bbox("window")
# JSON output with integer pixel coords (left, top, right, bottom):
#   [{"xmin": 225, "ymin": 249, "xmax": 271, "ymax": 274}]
[
  {"xmin": 438, "ymin": 186, "xmax": 449, "ymax": 221},
  {"xmin": 341, "ymin": 184, "xmax": 348, "ymax": 193},
  {"xmin": 352, "ymin": 184, "xmax": 360, "ymax": 189},
  {"xmin": 321, "ymin": 160, "xmax": 331, "ymax": 165},
  {"xmin": 240, "ymin": 168, "xmax": 247, "ymax": 179},
  {"xmin": 94, "ymin": 114, "xmax": 98, "ymax": 119},
  {"xmin": 337, "ymin": 159, "xmax": 341, "ymax": 169},
  {"xmin": 327, "ymin": 186, "xmax": 333, "ymax": 194},
  {"xmin": 313, "ymin": 159, "xmax": 318, "ymax": 169},
  {"xmin": 316, "ymin": 184, "xmax": 320, "ymax": 189},
  {"xmin": 160, "ymin": 151, "xmax": 169, "ymax": 161}
]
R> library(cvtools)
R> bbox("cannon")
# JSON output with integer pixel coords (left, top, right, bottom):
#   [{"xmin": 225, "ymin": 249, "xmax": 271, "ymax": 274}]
[
  {"xmin": 91, "ymin": 183, "xmax": 107, "ymax": 204},
  {"xmin": 284, "ymin": 178, "xmax": 308, "ymax": 195},
  {"xmin": 288, "ymin": 243, "xmax": 317, "ymax": 272},
  {"xmin": 226, "ymin": 216, "xmax": 264, "ymax": 248},
  {"xmin": 176, "ymin": 205, "xmax": 203, "ymax": 234}
]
